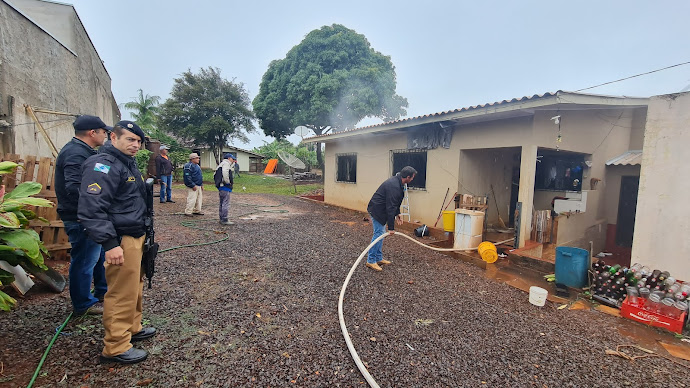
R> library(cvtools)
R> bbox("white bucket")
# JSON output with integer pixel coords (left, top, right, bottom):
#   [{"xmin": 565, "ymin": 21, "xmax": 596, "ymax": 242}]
[{"xmin": 529, "ymin": 286, "xmax": 548, "ymax": 307}]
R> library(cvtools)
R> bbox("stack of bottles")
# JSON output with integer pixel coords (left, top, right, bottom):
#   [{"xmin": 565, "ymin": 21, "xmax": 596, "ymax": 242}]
[{"xmin": 591, "ymin": 260, "xmax": 689, "ymax": 319}]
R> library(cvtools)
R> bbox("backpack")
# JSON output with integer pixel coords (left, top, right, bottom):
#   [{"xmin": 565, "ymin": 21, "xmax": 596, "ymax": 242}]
[{"xmin": 214, "ymin": 165, "xmax": 224, "ymax": 188}]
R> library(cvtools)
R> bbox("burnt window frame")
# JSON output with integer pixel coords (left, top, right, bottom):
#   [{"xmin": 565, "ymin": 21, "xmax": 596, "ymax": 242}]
[
  {"xmin": 335, "ymin": 152, "xmax": 357, "ymax": 183},
  {"xmin": 391, "ymin": 149, "xmax": 427, "ymax": 190}
]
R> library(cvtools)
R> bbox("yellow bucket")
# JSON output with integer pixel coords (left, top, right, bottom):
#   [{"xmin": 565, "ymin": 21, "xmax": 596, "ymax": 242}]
[
  {"xmin": 442, "ymin": 210, "xmax": 455, "ymax": 232},
  {"xmin": 477, "ymin": 241, "xmax": 498, "ymax": 263}
]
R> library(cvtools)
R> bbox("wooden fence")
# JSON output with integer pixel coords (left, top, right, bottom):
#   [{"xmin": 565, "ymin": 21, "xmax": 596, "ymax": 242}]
[{"xmin": 1, "ymin": 153, "xmax": 70, "ymax": 260}]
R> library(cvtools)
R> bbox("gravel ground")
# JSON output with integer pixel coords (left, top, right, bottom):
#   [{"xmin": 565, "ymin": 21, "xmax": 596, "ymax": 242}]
[{"xmin": 1, "ymin": 191, "xmax": 689, "ymax": 387}]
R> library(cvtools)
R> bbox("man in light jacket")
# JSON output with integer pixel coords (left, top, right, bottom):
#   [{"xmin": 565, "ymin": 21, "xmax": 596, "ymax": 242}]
[{"xmin": 215, "ymin": 153, "xmax": 235, "ymax": 225}]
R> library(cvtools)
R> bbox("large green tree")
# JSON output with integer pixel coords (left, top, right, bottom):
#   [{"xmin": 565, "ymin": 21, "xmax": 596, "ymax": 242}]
[
  {"xmin": 159, "ymin": 67, "xmax": 255, "ymax": 165},
  {"xmin": 123, "ymin": 89, "xmax": 161, "ymax": 132},
  {"xmin": 253, "ymin": 24, "xmax": 408, "ymax": 167}
]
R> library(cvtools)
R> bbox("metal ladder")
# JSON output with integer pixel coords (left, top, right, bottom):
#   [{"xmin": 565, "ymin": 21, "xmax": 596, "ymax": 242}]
[{"xmin": 400, "ymin": 184, "xmax": 411, "ymax": 221}]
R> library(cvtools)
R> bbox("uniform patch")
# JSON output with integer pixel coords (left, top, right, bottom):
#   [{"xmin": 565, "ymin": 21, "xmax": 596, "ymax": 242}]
[
  {"xmin": 127, "ymin": 176, "xmax": 135, "ymax": 182},
  {"xmin": 94, "ymin": 163, "xmax": 110, "ymax": 174},
  {"xmin": 86, "ymin": 183, "xmax": 102, "ymax": 194}
]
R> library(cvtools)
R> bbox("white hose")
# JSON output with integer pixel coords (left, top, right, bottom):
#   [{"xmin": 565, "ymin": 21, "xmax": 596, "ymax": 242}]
[{"xmin": 338, "ymin": 232, "xmax": 513, "ymax": 387}]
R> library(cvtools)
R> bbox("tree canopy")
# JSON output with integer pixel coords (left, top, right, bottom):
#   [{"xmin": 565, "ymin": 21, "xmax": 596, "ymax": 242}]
[
  {"xmin": 159, "ymin": 67, "xmax": 255, "ymax": 165},
  {"xmin": 123, "ymin": 89, "xmax": 160, "ymax": 133},
  {"xmin": 253, "ymin": 24, "xmax": 408, "ymax": 166}
]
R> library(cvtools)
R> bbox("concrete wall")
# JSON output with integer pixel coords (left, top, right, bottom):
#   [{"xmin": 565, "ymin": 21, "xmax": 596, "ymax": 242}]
[
  {"xmin": 0, "ymin": 0, "xmax": 118, "ymax": 157},
  {"xmin": 632, "ymin": 92, "xmax": 690, "ymax": 281}
]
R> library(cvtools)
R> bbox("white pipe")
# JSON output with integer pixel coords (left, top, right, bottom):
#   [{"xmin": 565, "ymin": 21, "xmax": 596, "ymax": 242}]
[{"xmin": 338, "ymin": 232, "xmax": 512, "ymax": 387}]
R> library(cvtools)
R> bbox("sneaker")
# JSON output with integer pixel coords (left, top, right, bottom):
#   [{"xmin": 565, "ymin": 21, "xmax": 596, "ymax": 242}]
[
  {"xmin": 192, "ymin": 212, "xmax": 205, "ymax": 215},
  {"xmin": 220, "ymin": 220, "xmax": 234, "ymax": 225},
  {"xmin": 75, "ymin": 302, "xmax": 103, "ymax": 316},
  {"xmin": 378, "ymin": 259, "xmax": 392, "ymax": 265},
  {"xmin": 100, "ymin": 347, "xmax": 148, "ymax": 364},
  {"xmin": 166, "ymin": 200, "xmax": 175, "ymax": 203},
  {"xmin": 365, "ymin": 262, "xmax": 383, "ymax": 271}
]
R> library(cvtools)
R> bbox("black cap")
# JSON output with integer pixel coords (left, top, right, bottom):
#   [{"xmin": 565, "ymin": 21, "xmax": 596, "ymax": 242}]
[
  {"xmin": 73, "ymin": 115, "xmax": 113, "ymax": 132},
  {"xmin": 115, "ymin": 120, "xmax": 146, "ymax": 140}
]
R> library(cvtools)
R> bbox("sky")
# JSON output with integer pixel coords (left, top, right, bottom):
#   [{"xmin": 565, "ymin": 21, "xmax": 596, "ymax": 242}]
[{"xmin": 65, "ymin": 0, "xmax": 690, "ymax": 150}]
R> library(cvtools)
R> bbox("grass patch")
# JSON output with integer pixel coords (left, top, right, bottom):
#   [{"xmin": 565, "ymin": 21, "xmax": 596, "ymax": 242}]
[{"xmin": 171, "ymin": 173, "xmax": 322, "ymax": 196}]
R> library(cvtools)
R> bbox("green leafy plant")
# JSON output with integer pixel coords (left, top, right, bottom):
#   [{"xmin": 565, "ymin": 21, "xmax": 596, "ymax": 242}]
[
  {"xmin": 135, "ymin": 149, "xmax": 153, "ymax": 176},
  {"xmin": 0, "ymin": 161, "xmax": 53, "ymax": 311}
]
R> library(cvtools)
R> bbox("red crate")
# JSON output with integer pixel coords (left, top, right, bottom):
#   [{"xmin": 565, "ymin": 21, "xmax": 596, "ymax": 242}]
[{"xmin": 620, "ymin": 297, "xmax": 687, "ymax": 334}]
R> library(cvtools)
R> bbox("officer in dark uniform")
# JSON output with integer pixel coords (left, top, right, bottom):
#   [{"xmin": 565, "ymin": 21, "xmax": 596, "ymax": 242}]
[{"xmin": 78, "ymin": 120, "xmax": 156, "ymax": 364}]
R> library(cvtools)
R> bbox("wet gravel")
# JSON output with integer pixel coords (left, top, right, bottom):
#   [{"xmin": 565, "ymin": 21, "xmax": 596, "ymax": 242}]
[{"xmin": 1, "ymin": 191, "xmax": 689, "ymax": 387}]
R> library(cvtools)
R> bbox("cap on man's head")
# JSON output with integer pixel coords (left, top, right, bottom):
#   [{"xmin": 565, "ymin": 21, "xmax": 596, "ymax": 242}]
[
  {"xmin": 189, "ymin": 153, "xmax": 200, "ymax": 160},
  {"xmin": 223, "ymin": 152, "xmax": 235, "ymax": 159},
  {"xmin": 73, "ymin": 115, "xmax": 112, "ymax": 132},
  {"xmin": 114, "ymin": 120, "xmax": 146, "ymax": 140},
  {"xmin": 160, "ymin": 145, "xmax": 169, "ymax": 151}
]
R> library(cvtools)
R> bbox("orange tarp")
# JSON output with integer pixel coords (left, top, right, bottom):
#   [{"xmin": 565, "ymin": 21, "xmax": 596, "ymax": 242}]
[{"xmin": 264, "ymin": 159, "xmax": 278, "ymax": 174}]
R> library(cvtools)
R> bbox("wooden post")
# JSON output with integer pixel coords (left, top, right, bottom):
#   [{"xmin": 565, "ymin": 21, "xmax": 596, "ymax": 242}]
[{"xmin": 24, "ymin": 105, "xmax": 59, "ymax": 157}]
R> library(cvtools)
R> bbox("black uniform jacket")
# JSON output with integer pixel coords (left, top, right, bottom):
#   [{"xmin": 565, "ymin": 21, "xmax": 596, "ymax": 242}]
[
  {"xmin": 367, "ymin": 174, "xmax": 404, "ymax": 231},
  {"xmin": 55, "ymin": 137, "xmax": 97, "ymax": 221},
  {"xmin": 78, "ymin": 144, "xmax": 147, "ymax": 251}
]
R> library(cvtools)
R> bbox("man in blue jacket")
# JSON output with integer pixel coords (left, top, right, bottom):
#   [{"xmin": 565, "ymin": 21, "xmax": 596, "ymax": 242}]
[
  {"xmin": 183, "ymin": 153, "xmax": 204, "ymax": 216},
  {"xmin": 365, "ymin": 166, "xmax": 417, "ymax": 271},
  {"xmin": 55, "ymin": 115, "xmax": 110, "ymax": 315}
]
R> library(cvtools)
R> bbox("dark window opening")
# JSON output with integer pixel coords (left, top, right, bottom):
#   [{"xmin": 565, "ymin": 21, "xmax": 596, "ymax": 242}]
[
  {"xmin": 391, "ymin": 149, "xmax": 427, "ymax": 189},
  {"xmin": 336, "ymin": 153, "xmax": 357, "ymax": 183},
  {"xmin": 535, "ymin": 150, "xmax": 585, "ymax": 191}
]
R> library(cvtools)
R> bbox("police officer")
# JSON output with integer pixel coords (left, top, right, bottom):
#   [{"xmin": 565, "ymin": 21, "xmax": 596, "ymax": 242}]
[{"xmin": 78, "ymin": 120, "xmax": 156, "ymax": 364}]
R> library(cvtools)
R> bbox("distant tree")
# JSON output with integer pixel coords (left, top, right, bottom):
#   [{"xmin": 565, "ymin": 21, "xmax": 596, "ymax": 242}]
[
  {"xmin": 159, "ymin": 67, "xmax": 255, "ymax": 165},
  {"xmin": 253, "ymin": 24, "xmax": 408, "ymax": 167},
  {"xmin": 123, "ymin": 89, "xmax": 160, "ymax": 133},
  {"xmin": 253, "ymin": 139, "xmax": 317, "ymax": 170}
]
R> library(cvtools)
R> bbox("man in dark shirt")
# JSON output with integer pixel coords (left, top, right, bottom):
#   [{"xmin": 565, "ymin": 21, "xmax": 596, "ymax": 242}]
[
  {"xmin": 55, "ymin": 115, "xmax": 110, "ymax": 315},
  {"xmin": 155, "ymin": 145, "xmax": 174, "ymax": 203},
  {"xmin": 365, "ymin": 166, "xmax": 417, "ymax": 271},
  {"xmin": 79, "ymin": 121, "xmax": 156, "ymax": 364}
]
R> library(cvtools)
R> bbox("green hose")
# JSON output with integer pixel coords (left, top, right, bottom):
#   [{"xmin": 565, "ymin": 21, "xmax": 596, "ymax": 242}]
[{"xmin": 26, "ymin": 312, "xmax": 72, "ymax": 388}]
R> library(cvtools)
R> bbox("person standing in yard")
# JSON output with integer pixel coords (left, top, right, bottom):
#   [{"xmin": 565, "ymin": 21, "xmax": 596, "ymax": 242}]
[
  {"xmin": 183, "ymin": 153, "xmax": 204, "ymax": 216},
  {"xmin": 365, "ymin": 166, "xmax": 417, "ymax": 271},
  {"xmin": 233, "ymin": 159, "xmax": 240, "ymax": 178},
  {"xmin": 155, "ymin": 145, "xmax": 174, "ymax": 203},
  {"xmin": 78, "ymin": 121, "xmax": 156, "ymax": 364},
  {"xmin": 215, "ymin": 153, "xmax": 235, "ymax": 225},
  {"xmin": 56, "ymin": 115, "xmax": 111, "ymax": 315}
]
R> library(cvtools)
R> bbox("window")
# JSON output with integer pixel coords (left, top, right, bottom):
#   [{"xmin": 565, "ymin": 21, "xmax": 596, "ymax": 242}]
[
  {"xmin": 534, "ymin": 151, "xmax": 585, "ymax": 191},
  {"xmin": 336, "ymin": 153, "xmax": 357, "ymax": 183},
  {"xmin": 391, "ymin": 149, "xmax": 427, "ymax": 189}
]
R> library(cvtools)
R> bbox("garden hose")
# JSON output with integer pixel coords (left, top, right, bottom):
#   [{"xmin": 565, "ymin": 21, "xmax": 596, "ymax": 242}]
[
  {"xmin": 339, "ymin": 231, "xmax": 500, "ymax": 388},
  {"xmin": 26, "ymin": 312, "xmax": 72, "ymax": 388}
]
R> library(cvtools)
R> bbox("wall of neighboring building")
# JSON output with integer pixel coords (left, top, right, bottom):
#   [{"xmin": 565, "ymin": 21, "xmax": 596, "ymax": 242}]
[
  {"xmin": 200, "ymin": 148, "xmax": 253, "ymax": 171},
  {"xmin": 0, "ymin": 0, "xmax": 118, "ymax": 157},
  {"xmin": 633, "ymin": 92, "xmax": 690, "ymax": 281}
]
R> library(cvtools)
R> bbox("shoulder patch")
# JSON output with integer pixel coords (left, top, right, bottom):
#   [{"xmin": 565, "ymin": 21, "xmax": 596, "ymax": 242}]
[
  {"xmin": 94, "ymin": 163, "xmax": 110, "ymax": 174},
  {"xmin": 86, "ymin": 183, "xmax": 102, "ymax": 195}
]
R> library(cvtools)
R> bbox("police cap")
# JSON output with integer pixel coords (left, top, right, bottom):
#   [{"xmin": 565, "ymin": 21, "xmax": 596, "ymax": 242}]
[{"xmin": 115, "ymin": 120, "xmax": 146, "ymax": 140}]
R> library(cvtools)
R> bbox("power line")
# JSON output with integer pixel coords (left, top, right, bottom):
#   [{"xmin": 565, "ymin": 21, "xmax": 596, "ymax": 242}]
[{"xmin": 575, "ymin": 61, "xmax": 690, "ymax": 92}]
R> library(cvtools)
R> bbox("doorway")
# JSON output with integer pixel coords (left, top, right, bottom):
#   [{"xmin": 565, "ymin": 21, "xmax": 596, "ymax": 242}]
[{"xmin": 615, "ymin": 176, "xmax": 639, "ymax": 247}]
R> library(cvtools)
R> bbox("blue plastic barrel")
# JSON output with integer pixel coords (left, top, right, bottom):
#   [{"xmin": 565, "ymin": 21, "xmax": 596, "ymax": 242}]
[{"xmin": 555, "ymin": 247, "xmax": 590, "ymax": 288}]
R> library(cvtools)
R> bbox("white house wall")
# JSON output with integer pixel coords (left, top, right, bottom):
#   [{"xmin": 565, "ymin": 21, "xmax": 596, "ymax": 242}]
[{"xmin": 632, "ymin": 92, "xmax": 690, "ymax": 281}]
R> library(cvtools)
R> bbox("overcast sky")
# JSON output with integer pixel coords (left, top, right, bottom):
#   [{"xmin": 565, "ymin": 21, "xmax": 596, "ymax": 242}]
[{"xmin": 66, "ymin": 0, "xmax": 690, "ymax": 150}]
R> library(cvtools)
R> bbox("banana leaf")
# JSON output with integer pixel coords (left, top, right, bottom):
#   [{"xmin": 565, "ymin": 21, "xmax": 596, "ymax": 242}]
[{"xmin": 4, "ymin": 181, "xmax": 41, "ymax": 200}]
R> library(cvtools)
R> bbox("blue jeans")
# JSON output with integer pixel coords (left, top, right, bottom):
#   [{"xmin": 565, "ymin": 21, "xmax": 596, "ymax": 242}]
[
  {"xmin": 64, "ymin": 221, "xmax": 107, "ymax": 312},
  {"xmin": 219, "ymin": 189, "xmax": 231, "ymax": 222},
  {"xmin": 159, "ymin": 174, "xmax": 172, "ymax": 202},
  {"xmin": 367, "ymin": 214, "xmax": 385, "ymax": 264}
]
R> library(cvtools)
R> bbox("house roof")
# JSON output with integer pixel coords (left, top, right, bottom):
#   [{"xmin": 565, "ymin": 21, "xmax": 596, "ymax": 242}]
[
  {"xmin": 606, "ymin": 150, "xmax": 643, "ymax": 166},
  {"xmin": 303, "ymin": 90, "xmax": 649, "ymax": 143},
  {"xmin": 224, "ymin": 146, "xmax": 265, "ymax": 158}
]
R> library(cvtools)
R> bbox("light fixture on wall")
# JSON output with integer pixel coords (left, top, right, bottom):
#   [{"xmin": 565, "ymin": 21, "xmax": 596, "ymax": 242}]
[{"xmin": 551, "ymin": 115, "xmax": 562, "ymax": 151}]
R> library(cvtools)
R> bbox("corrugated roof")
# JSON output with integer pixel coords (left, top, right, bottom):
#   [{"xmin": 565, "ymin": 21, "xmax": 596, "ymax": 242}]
[
  {"xmin": 606, "ymin": 150, "xmax": 643, "ymax": 166},
  {"xmin": 303, "ymin": 90, "xmax": 649, "ymax": 143}
]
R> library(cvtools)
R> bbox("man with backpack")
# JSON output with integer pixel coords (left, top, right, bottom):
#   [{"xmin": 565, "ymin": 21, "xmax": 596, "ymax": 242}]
[{"xmin": 215, "ymin": 153, "xmax": 235, "ymax": 225}]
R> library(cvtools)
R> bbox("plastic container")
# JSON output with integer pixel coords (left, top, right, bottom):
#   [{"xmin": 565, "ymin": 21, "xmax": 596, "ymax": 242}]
[
  {"xmin": 442, "ymin": 211, "xmax": 455, "ymax": 232},
  {"xmin": 645, "ymin": 293, "xmax": 662, "ymax": 314},
  {"xmin": 673, "ymin": 301, "xmax": 688, "ymax": 320},
  {"xmin": 529, "ymin": 286, "xmax": 548, "ymax": 307},
  {"xmin": 661, "ymin": 298, "xmax": 676, "ymax": 317},
  {"xmin": 477, "ymin": 241, "xmax": 498, "ymax": 263},
  {"xmin": 555, "ymin": 247, "xmax": 590, "ymax": 288},
  {"xmin": 453, "ymin": 209, "xmax": 484, "ymax": 250},
  {"xmin": 626, "ymin": 286, "xmax": 639, "ymax": 306}
]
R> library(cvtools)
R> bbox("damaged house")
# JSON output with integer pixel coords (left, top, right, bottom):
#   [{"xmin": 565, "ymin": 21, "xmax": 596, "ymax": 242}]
[
  {"xmin": 0, "ymin": 0, "xmax": 119, "ymax": 157},
  {"xmin": 305, "ymin": 90, "xmax": 690, "ymax": 281}
]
